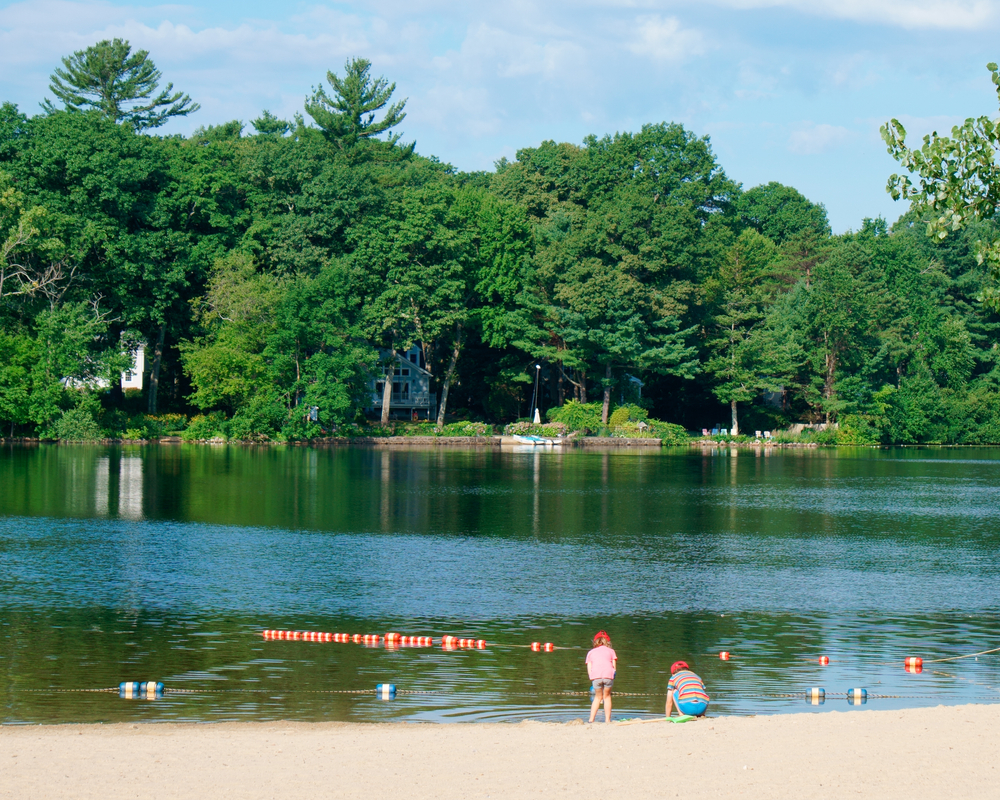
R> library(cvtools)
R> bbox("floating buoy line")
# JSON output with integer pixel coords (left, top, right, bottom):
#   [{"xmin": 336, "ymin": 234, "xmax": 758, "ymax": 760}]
[{"xmin": 18, "ymin": 628, "xmax": 1000, "ymax": 709}]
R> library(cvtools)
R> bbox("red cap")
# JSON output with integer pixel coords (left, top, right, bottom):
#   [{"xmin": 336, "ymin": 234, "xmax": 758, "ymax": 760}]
[{"xmin": 670, "ymin": 661, "xmax": 689, "ymax": 674}]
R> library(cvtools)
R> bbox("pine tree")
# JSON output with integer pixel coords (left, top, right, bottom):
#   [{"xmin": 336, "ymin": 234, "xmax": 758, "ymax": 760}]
[
  {"xmin": 305, "ymin": 58, "xmax": 411, "ymax": 154},
  {"xmin": 42, "ymin": 39, "xmax": 198, "ymax": 130}
]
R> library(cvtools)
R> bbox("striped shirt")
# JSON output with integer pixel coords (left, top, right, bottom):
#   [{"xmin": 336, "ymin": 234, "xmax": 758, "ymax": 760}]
[{"xmin": 668, "ymin": 670, "xmax": 709, "ymax": 703}]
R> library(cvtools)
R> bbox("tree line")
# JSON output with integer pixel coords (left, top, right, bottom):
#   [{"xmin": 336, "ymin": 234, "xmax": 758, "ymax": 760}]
[{"xmin": 1, "ymin": 39, "xmax": 999, "ymax": 444}]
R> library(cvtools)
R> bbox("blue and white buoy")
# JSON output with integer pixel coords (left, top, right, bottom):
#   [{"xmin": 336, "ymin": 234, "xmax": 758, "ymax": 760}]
[
  {"xmin": 375, "ymin": 683, "xmax": 396, "ymax": 700},
  {"xmin": 119, "ymin": 682, "xmax": 141, "ymax": 699},
  {"xmin": 847, "ymin": 687, "xmax": 868, "ymax": 705},
  {"xmin": 806, "ymin": 687, "xmax": 825, "ymax": 706}
]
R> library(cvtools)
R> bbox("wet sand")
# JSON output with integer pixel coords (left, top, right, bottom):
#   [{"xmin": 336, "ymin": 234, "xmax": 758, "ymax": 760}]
[{"xmin": 2, "ymin": 703, "xmax": 997, "ymax": 799}]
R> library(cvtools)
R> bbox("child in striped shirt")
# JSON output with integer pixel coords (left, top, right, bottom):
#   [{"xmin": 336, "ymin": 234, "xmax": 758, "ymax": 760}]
[{"xmin": 665, "ymin": 660, "xmax": 710, "ymax": 718}]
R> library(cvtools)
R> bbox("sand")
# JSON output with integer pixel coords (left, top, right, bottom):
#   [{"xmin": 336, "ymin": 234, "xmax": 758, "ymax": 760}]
[{"xmin": 2, "ymin": 704, "xmax": 997, "ymax": 799}]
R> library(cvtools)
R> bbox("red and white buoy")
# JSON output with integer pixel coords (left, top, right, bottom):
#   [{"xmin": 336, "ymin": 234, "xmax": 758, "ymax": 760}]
[
  {"xmin": 719, "ymin": 651, "xmax": 730, "ymax": 661},
  {"xmin": 818, "ymin": 656, "xmax": 830, "ymax": 666}
]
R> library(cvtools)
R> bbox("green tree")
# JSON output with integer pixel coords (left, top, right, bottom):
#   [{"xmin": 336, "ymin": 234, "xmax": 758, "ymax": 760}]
[
  {"xmin": 42, "ymin": 39, "xmax": 199, "ymax": 130},
  {"xmin": 704, "ymin": 229, "xmax": 781, "ymax": 435},
  {"xmin": 305, "ymin": 58, "xmax": 411, "ymax": 155},
  {"xmin": 494, "ymin": 123, "xmax": 732, "ymax": 422},
  {"xmin": 735, "ymin": 182, "xmax": 830, "ymax": 245},
  {"xmin": 882, "ymin": 61, "xmax": 1000, "ymax": 309}
]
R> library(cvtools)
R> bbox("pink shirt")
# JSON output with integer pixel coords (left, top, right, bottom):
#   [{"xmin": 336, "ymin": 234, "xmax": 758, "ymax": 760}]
[{"xmin": 586, "ymin": 645, "xmax": 617, "ymax": 680}]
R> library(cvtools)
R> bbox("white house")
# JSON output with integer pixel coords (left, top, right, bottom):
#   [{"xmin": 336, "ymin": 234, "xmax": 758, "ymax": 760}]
[
  {"xmin": 121, "ymin": 346, "xmax": 144, "ymax": 390},
  {"xmin": 60, "ymin": 345, "xmax": 145, "ymax": 392},
  {"xmin": 367, "ymin": 346, "xmax": 437, "ymax": 420}
]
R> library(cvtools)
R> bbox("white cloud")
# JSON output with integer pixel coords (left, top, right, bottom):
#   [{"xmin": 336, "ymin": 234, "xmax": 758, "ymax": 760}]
[
  {"xmin": 788, "ymin": 122, "xmax": 854, "ymax": 154},
  {"xmin": 709, "ymin": 0, "xmax": 997, "ymax": 29},
  {"xmin": 627, "ymin": 15, "xmax": 705, "ymax": 62}
]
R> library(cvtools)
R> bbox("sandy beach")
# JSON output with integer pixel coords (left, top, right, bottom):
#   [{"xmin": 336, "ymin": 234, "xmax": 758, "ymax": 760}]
[{"xmin": 2, "ymin": 703, "xmax": 997, "ymax": 799}]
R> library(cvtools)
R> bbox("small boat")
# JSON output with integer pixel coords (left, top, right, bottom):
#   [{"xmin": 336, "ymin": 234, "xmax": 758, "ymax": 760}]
[{"xmin": 513, "ymin": 434, "xmax": 561, "ymax": 446}]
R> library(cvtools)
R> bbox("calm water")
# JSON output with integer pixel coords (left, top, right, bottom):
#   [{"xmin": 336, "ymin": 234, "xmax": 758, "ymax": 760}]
[{"xmin": 2, "ymin": 442, "xmax": 999, "ymax": 724}]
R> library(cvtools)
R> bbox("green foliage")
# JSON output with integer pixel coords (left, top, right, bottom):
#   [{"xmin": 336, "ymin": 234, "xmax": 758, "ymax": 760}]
[
  {"xmin": 836, "ymin": 414, "xmax": 880, "ymax": 446},
  {"xmin": 546, "ymin": 400, "xmax": 603, "ymax": 431},
  {"xmin": 400, "ymin": 421, "xmax": 495, "ymax": 437},
  {"xmin": 608, "ymin": 404, "xmax": 648, "ymax": 427},
  {"xmin": 735, "ymin": 182, "xmax": 831, "ymax": 244},
  {"xmin": 650, "ymin": 421, "xmax": 688, "ymax": 445},
  {"xmin": 502, "ymin": 421, "xmax": 566, "ymax": 437},
  {"xmin": 182, "ymin": 412, "xmax": 228, "ymax": 441},
  {"xmin": 2, "ymin": 53, "xmax": 1000, "ymax": 449},
  {"xmin": 51, "ymin": 403, "xmax": 102, "ymax": 441},
  {"xmin": 42, "ymin": 38, "xmax": 198, "ymax": 130},
  {"xmin": 882, "ymin": 62, "xmax": 1000, "ymax": 309},
  {"xmin": 115, "ymin": 413, "xmax": 187, "ymax": 439},
  {"xmin": 305, "ymin": 58, "xmax": 410, "ymax": 155},
  {"xmin": 229, "ymin": 396, "xmax": 287, "ymax": 442}
]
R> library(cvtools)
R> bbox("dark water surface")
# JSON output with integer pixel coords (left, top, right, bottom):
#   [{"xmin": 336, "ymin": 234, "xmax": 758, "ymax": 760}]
[{"xmin": 2, "ymin": 443, "xmax": 999, "ymax": 723}]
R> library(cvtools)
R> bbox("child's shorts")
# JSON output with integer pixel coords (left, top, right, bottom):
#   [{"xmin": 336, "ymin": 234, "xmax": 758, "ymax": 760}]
[
  {"xmin": 592, "ymin": 678, "xmax": 614, "ymax": 690},
  {"xmin": 677, "ymin": 697, "xmax": 708, "ymax": 717}
]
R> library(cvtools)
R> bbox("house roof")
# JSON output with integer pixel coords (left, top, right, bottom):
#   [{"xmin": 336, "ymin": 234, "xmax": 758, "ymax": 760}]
[{"xmin": 390, "ymin": 349, "xmax": 432, "ymax": 377}]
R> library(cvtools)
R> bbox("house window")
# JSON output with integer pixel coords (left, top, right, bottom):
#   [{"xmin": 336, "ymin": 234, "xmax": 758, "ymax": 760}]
[{"xmin": 409, "ymin": 352, "xmax": 418, "ymax": 363}]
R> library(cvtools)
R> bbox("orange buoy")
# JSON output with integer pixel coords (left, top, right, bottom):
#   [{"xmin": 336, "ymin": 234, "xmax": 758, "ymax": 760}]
[
  {"xmin": 719, "ymin": 651, "xmax": 730, "ymax": 661},
  {"xmin": 476, "ymin": 640, "xmax": 486, "ymax": 649},
  {"xmin": 385, "ymin": 632, "xmax": 401, "ymax": 643},
  {"xmin": 904, "ymin": 657, "xmax": 923, "ymax": 668},
  {"xmin": 543, "ymin": 643, "xmax": 555, "ymax": 652},
  {"xmin": 818, "ymin": 656, "xmax": 830, "ymax": 666},
  {"xmin": 292, "ymin": 631, "xmax": 302, "ymax": 641},
  {"xmin": 531, "ymin": 642, "xmax": 541, "ymax": 652}
]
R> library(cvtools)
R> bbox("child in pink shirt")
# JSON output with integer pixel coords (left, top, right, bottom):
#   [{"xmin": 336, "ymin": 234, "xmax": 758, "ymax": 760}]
[{"xmin": 585, "ymin": 630, "xmax": 617, "ymax": 723}]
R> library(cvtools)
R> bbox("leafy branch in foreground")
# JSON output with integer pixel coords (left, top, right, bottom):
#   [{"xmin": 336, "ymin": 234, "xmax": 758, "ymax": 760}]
[{"xmin": 881, "ymin": 61, "xmax": 1000, "ymax": 309}]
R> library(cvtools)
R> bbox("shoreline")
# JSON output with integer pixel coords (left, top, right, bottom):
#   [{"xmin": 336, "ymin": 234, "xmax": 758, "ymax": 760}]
[
  {"xmin": 2, "ymin": 704, "xmax": 996, "ymax": 798},
  {"xmin": 1, "ymin": 436, "xmax": 840, "ymax": 449}
]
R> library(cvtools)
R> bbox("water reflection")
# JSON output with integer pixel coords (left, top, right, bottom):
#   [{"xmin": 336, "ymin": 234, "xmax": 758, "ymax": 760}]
[{"xmin": 1, "ymin": 443, "xmax": 1000, "ymax": 723}]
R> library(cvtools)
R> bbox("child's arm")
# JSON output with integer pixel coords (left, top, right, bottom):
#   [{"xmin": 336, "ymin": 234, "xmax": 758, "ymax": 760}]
[{"xmin": 665, "ymin": 689, "xmax": 675, "ymax": 716}]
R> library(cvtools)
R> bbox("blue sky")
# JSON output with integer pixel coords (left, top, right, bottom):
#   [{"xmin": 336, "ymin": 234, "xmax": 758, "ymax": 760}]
[{"xmin": 2, "ymin": 0, "xmax": 999, "ymax": 232}]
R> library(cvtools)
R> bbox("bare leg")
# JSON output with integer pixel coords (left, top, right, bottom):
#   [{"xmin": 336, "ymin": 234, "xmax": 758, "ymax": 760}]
[
  {"xmin": 589, "ymin": 690, "xmax": 601, "ymax": 723},
  {"xmin": 603, "ymin": 687, "xmax": 613, "ymax": 723}
]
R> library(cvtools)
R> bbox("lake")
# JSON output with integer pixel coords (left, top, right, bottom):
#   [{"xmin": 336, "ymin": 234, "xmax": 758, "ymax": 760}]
[{"xmin": 1, "ymin": 442, "xmax": 999, "ymax": 724}]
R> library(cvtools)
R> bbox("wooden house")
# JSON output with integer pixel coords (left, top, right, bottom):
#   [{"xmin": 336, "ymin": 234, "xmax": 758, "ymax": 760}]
[{"xmin": 367, "ymin": 346, "xmax": 437, "ymax": 420}]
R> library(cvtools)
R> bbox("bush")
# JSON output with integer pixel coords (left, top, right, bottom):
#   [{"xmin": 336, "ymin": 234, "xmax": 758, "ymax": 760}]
[
  {"xmin": 122, "ymin": 413, "xmax": 188, "ymax": 440},
  {"xmin": 648, "ymin": 421, "xmax": 689, "ymax": 445},
  {"xmin": 439, "ymin": 421, "xmax": 494, "ymax": 437},
  {"xmin": 608, "ymin": 404, "xmax": 648, "ymax": 427},
  {"xmin": 503, "ymin": 421, "xmax": 567, "ymax": 437},
  {"xmin": 546, "ymin": 400, "xmax": 602, "ymax": 431},
  {"xmin": 53, "ymin": 407, "xmax": 102, "ymax": 441},
  {"xmin": 836, "ymin": 414, "xmax": 879, "ymax": 445},
  {"xmin": 182, "ymin": 412, "xmax": 228, "ymax": 441}
]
